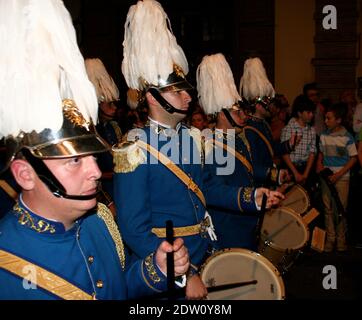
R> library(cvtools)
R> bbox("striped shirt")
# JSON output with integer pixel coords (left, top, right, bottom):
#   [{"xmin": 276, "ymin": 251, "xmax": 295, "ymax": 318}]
[
  {"xmin": 319, "ymin": 127, "xmax": 357, "ymax": 179},
  {"xmin": 281, "ymin": 117, "xmax": 316, "ymax": 164}
]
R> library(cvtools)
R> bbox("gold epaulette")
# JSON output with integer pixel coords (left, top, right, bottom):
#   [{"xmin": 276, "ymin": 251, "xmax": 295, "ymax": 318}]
[
  {"xmin": 112, "ymin": 140, "xmax": 146, "ymax": 173},
  {"xmin": 97, "ymin": 203, "xmax": 126, "ymax": 270}
]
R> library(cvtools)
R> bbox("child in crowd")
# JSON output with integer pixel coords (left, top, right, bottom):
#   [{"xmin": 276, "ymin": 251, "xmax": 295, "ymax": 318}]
[{"xmin": 317, "ymin": 103, "xmax": 358, "ymax": 252}]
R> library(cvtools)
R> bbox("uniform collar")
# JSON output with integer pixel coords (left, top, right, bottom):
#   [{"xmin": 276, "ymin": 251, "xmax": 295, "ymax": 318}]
[
  {"xmin": 214, "ymin": 128, "xmax": 236, "ymax": 140},
  {"xmin": 148, "ymin": 117, "xmax": 182, "ymax": 136},
  {"xmin": 250, "ymin": 115, "xmax": 264, "ymax": 122},
  {"xmin": 14, "ymin": 195, "xmax": 79, "ymax": 235}
]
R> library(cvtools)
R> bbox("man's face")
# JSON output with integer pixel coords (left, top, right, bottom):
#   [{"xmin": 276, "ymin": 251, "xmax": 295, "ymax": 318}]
[
  {"xmin": 161, "ymin": 90, "xmax": 192, "ymax": 120},
  {"xmin": 43, "ymin": 155, "xmax": 102, "ymax": 212},
  {"xmin": 230, "ymin": 109, "xmax": 247, "ymax": 127}
]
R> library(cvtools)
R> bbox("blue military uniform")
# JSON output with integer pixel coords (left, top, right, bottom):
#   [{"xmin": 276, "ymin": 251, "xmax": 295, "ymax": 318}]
[
  {"xmin": 243, "ymin": 115, "xmax": 292, "ymax": 186},
  {"xmin": 0, "ymin": 197, "xmax": 168, "ymax": 300},
  {"xmin": 203, "ymin": 129, "xmax": 260, "ymax": 251},
  {"xmin": 113, "ymin": 120, "xmax": 257, "ymax": 274}
]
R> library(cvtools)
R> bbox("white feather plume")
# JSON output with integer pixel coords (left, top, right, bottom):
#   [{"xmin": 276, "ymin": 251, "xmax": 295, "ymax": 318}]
[
  {"xmin": 0, "ymin": 0, "xmax": 98, "ymax": 139},
  {"xmin": 85, "ymin": 58, "xmax": 119, "ymax": 103},
  {"xmin": 239, "ymin": 57, "xmax": 275, "ymax": 101},
  {"xmin": 122, "ymin": 0, "xmax": 189, "ymax": 90},
  {"xmin": 196, "ymin": 53, "xmax": 241, "ymax": 115}
]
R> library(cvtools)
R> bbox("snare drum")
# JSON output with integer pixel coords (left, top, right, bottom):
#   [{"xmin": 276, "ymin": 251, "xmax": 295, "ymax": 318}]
[
  {"xmin": 200, "ymin": 248, "xmax": 285, "ymax": 300},
  {"xmin": 280, "ymin": 184, "xmax": 310, "ymax": 215},
  {"xmin": 258, "ymin": 207, "xmax": 309, "ymax": 273}
]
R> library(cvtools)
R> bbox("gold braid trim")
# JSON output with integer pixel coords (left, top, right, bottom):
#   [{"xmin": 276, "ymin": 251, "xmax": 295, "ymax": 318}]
[
  {"xmin": 112, "ymin": 141, "xmax": 146, "ymax": 174},
  {"xmin": 237, "ymin": 188, "xmax": 244, "ymax": 212},
  {"xmin": 143, "ymin": 253, "xmax": 161, "ymax": 284},
  {"xmin": 97, "ymin": 203, "xmax": 126, "ymax": 270},
  {"xmin": 109, "ymin": 121, "xmax": 123, "ymax": 142},
  {"xmin": 212, "ymin": 139, "xmax": 253, "ymax": 173},
  {"xmin": 243, "ymin": 126, "xmax": 274, "ymax": 159},
  {"xmin": 238, "ymin": 131, "xmax": 252, "ymax": 159},
  {"xmin": 0, "ymin": 180, "xmax": 18, "ymax": 200},
  {"xmin": 242, "ymin": 187, "xmax": 253, "ymax": 204},
  {"xmin": 270, "ymin": 167, "xmax": 278, "ymax": 183},
  {"xmin": 14, "ymin": 203, "xmax": 56, "ymax": 234},
  {"xmin": 151, "ymin": 218, "xmax": 210, "ymax": 238},
  {"xmin": 0, "ymin": 250, "xmax": 94, "ymax": 300}
]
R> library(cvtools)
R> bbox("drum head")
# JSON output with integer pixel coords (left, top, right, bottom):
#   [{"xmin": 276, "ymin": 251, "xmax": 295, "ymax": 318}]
[
  {"xmin": 261, "ymin": 207, "xmax": 309, "ymax": 250},
  {"xmin": 200, "ymin": 248, "xmax": 285, "ymax": 300},
  {"xmin": 280, "ymin": 184, "xmax": 310, "ymax": 214}
]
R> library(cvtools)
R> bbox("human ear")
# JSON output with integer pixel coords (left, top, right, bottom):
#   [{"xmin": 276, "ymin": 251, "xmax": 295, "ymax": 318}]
[
  {"xmin": 145, "ymin": 91, "xmax": 157, "ymax": 105},
  {"xmin": 10, "ymin": 160, "xmax": 36, "ymax": 191}
]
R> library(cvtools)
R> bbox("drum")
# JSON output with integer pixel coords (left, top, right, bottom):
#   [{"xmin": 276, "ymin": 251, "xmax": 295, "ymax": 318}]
[
  {"xmin": 280, "ymin": 184, "xmax": 310, "ymax": 215},
  {"xmin": 200, "ymin": 248, "xmax": 285, "ymax": 300},
  {"xmin": 258, "ymin": 207, "xmax": 310, "ymax": 273}
]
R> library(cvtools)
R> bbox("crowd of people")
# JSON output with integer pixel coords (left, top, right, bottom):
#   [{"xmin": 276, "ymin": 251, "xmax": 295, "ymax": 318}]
[{"xmin": 1, "ymin": 0, "xmax": 362, "ymax": 300}]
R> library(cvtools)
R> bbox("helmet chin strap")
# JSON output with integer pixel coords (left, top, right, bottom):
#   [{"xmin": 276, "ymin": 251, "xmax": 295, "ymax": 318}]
[
  {"xmin": 22, "ymin": 149, "xmax": 99, "ymax": 201},
  {"xmin": 222, "ymin": 109, "xmax": 243, "ymax": 129},
  {"xmin": 148, "ymin": 88, "xmax": 188, "ymax": 115}
]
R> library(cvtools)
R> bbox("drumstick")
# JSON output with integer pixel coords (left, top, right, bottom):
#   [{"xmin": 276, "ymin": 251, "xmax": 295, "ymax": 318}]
[
  {"xmin": 207, "ymin": 280, "xmax": 258, "ymax": 293},
  {"xmin": 255, "ymin": 193, "xmax": 268, "ymax": 245},
  {"xmin": 143, "ymin": 280, "xmax": 258, "ymax": 300},
  {"xmin": 166, "ymin": 220, "xmax": 175, "ymax": 299}
]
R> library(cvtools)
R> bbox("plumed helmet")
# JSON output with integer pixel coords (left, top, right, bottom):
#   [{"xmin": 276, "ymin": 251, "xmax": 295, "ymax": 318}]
[
  {"xmin": 0, "ymin": 0, "xmax": 108, "ymax": 173},
  {"xmin": 239, "ymin": 57, "xmax": 275, "ymax": 109},
  {"xmin": 196, "ymin": 53, "xmax": 241, "ymax": 115},
  {"xmin": 121, "ymin": 0, "xmax": 193, "ymax": 94}
]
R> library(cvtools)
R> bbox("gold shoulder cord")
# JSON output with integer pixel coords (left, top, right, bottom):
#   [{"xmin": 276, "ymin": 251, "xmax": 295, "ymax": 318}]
[
  {"xmin": 212, "ymin": 139, "xmax": 253, "ymax": 174},
  {"xmin": 110, "ymin": 121, "xmax": 123, "ymax": 143},
  {"xmin": 0, "ymin": 180, "xmax": 18, "ymax": 200},
  {"xmin": 243, "ymin": 125, "xmax": 274, "ymax": 158},
  {"xmin": 136, "ymin": 139, "xmax": 207, "ymax": 207},
  {"xmin": 97, "ymin": 203, "xmax": 126, "ymax": 270},
  {"xmin": 0, "ymin": 250, "xmax": 93, "ymax": 300}
]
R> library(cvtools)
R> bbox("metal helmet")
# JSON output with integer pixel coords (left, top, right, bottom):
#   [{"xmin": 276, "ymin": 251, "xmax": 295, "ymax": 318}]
[
  {"xmin": 239, "ymin": 57, "xmax": 275, "ymax": 113},
  {"xmin": 121, "ymin": 0, "xmax": 193, "ymax": 115},
  {"xmin": 196, "ymin": 53, "xmax": 243, "ymax": 128},
  {"xmin": 0, "ymin": 0, "xmax": 108, "ymax": 200}
]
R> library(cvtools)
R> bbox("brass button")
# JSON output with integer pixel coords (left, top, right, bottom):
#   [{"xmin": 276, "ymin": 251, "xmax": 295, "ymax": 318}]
[
  {"xmin": 88, "ymin": 256, "xmax": 94, "ymax": 264},
  {"xmin": 96, "ymin": 280, "xmax": 103, "ymax": 288}
]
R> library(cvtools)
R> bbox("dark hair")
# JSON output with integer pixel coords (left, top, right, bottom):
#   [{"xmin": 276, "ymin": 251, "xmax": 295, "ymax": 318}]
[
  {"xmin": 326, "ymin": 103, "xmax": 348, "ymax": 121},
  {"xmin": 303, "ymin": 82, "xmax": 318, "ymax": 95},
  {"xmin": 291, "ymin": 95, "xmax": 316, "ymax": 118}
]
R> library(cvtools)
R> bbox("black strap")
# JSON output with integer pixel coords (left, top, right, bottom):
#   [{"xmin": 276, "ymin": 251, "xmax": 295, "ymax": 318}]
[
  {"xmin": 222, "ymin": 109, "xmax": 243, "ymax": 129},
  {"xmin": 148, "ymin": 88, "xmax": 188, "ymax": 115},
  {"xmin": 22, "ymin": 149, "xmax": 99, "ymax": 201}
]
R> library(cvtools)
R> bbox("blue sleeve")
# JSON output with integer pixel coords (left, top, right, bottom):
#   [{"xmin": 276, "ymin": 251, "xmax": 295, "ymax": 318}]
[
  {"xmin": 125, "ymin": 253, "xmax": 168, "ymax": 299},
  {"xmin": 114, "ymin": 164, "xmax": 162, "ymax": 259},
  {"xmin": 202, "ymin": 163, "xmax": 257, "ymax": 213}
]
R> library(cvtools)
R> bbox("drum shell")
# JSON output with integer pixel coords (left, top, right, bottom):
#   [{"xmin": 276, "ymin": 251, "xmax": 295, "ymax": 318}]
[
  {"xmin": 258, "ymin": 207, "xmax": 309, "ymax": 273},
  {"xmin": 280, "ymin": 184, "xmax": 310, "ymax": 215},
  {"xmin": 200, "ymin": 248, "xmax": 285, "ymax": 300}
]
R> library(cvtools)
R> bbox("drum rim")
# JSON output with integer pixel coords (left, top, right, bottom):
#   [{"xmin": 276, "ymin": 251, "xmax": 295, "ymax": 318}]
[
  {"xmin": 199, "ymin": 247, "xmax": 286, "ymax": 300},
  {"xmin": 281, "ymin": 184, "xmax": 310, "ymax": 214},
  {"xmin": 261, "ymin": 206, "xmax": 310, "ymax": 250}
]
